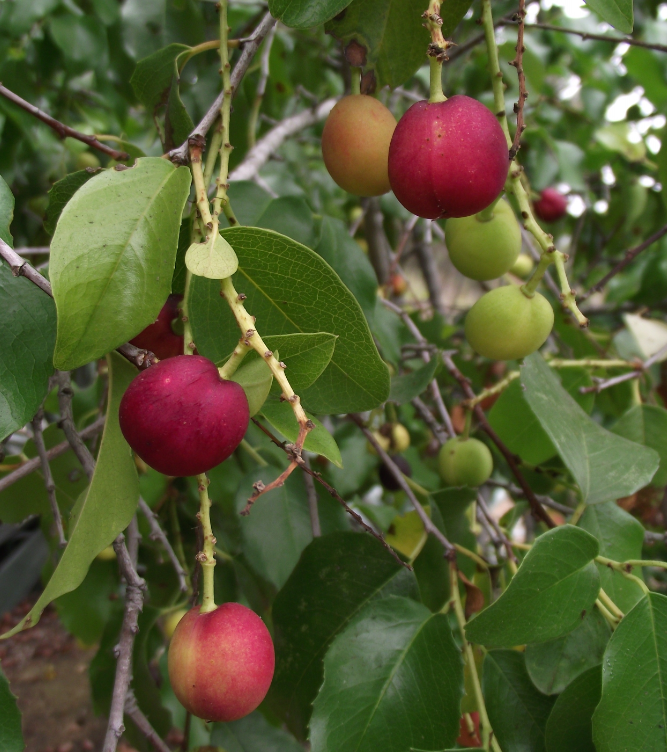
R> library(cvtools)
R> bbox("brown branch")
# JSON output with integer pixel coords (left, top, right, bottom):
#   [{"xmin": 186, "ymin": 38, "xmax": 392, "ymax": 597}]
[
  {"xmin": 412, "ymin": 395, "xmax": 450, "ymax": 446},
  {"xmin": 0, "ymin": 416, "xmax": 105, "ymax": 493},
  {"xmin": 476, "ymin": 492, "xmax": 516, "ymax": 562},
  {"xmin": 241, "ymin": 459, "xmax": 300, "ymax": 515},
  {"xmin": 507, "ymin": 3, "xmax": 527, "ymax": 161},
  {"xmin": 579, "ymin": 224, "xmax": 667, "ymax": 302},
  {"xmin": 138, "ymin": 498, "xmax": 189, "ymax": 593},
  {"xmin": 124, "ymin": 689, "xmax": 171, "ymax": 752},
  {"xmin": 31, "ymin": 409, "xmax": 66, "ymax": 548},
  {"xmin": 55, "ymin": 371, "xmax": 96, "ymax": 480},
  {"xmin": 302, "ymin": 455, "xmax": 321, "ymax": 538},
  {"xmin": 0, "ymin": 84, "xmax": 129, "ymax": 161},
  {"xmin": 441, "ymin": 352, "xmax": 555, "ymax": 529},
  {"xmin": 0, "ymin": 239, "xmax": 158, "ymax": 370},
  {"xmin": 580, "ymin": 342, "xmax": 667, "ymax": 394}
]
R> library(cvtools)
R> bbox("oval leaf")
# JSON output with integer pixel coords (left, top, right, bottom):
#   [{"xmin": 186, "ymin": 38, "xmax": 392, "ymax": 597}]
[
  {"xmin": 211, "ymin": 711, "xmax": 303, "ymax": 751},
  {"xmin": 612, "ymin": 404, "xmax": 667, "ymax": 486},
  {"xmin": 545, "ymin": 666, "xmax": 601, "ymax": 752},
  {"xmin": 185, "ymin": 233, "xmax": 238, "ymax": 279},
  {"xmin": 0, "ymin": 667, "xmax": 23, "ymax": 752},
  {"xmin": 268, "ymin": 0, "xmax": 352, "ymax": 29},
  {"xmin": 51, "ymin": 158, "xmax": 192, "ymax": 370},
  {"xmin": 230, "ymin": 355, "xmax": 273, "ymax": 417}
]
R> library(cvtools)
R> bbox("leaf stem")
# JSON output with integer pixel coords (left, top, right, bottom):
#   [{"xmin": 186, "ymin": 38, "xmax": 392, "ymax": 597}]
[
  {"xmin": 596, "ymin": 555, "xmax": 652, "ymax": 595},
  {"xmin": 196, "ymin": 473, "xmax": 216, "ymax": 613},
  {"xmin": 598, "ymin": 587, "xmax": 625, "ymax": 620}
]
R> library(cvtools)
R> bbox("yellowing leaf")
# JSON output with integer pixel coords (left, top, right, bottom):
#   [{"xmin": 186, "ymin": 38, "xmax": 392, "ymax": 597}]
[
  {"xmin": 185, "ymin": 233, "xmax": 238, "ymax": 279},
  {"xmin": 386, "ymin": 508, "xmax": 429, "ymax": 560}
]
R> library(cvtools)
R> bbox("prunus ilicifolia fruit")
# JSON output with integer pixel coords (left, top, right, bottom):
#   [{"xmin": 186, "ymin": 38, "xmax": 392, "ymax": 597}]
[
  {"xmin": 510, "ymin": 253, "xmax": 534, "ymax": 278},
  {"xmin": 379, "ymin": 454, "xmax": 412, "ymax": 491},
  {"xmin": 168, "ymin": 603, "xmax": 275, "ymax": 722},
  {"xmin": 438, "ymin": 437, "xmax": 493, "ymax": 487},
  {"xmin": 388, "ymin": 95, "xmax": 509, "ymax": 219},
  {"xmin": 119, "ymin": 355, "xmax": 249, "ymax": 476},
  {"xmin": 446, "ymin": 199, "xmax": 521, "ymax": 281},
  {"xmin": 464, "ymin": 285, "xmax": 554, "ymax": 361},
  {"xmin": 321, "ymin": 95, "xmax": 396, "ymax": 197},
  {"xmin": 130, "ymin": 294, "xmax": 184, "ymax": 360},
  {"xmin": 533, "ymin": 187, "xmax": 568, "ymax": 222}
]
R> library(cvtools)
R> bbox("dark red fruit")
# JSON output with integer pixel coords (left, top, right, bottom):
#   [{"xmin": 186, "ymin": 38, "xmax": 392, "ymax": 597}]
[
  {"xmin": 379, "ymin": 455, "xmax": 412, "ymax": 491},
  {"xmin": 533, "ymin": 187, "xmax": 568, "ymax": 222},
  {"xmin": 119, "ymin": 355, "xmax": 249, "ymax": 476},
  {"xmin": 388, "ymin": 95, "xmax": 509, "ymax": 219},
  {"xmin": 130, "ymin": 294, "xmax": 184, "ymax": 360}
]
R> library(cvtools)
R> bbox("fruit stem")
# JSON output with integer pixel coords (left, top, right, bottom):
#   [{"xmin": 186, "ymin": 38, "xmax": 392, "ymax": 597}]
[
  {"xmin": 424, "ymin": 0, "xmax": 448, "ymax": 103},
  {"xmin": 428, "ymin": 57, "xmax": 446, "ymax": 103},
  {"xmin": 196, "ymin": 473, "xmax": 217, "ymax": 613},
  {"xmin": 520, "ymin": 252, "xmax": 553, "ymax": 297},
  {"xmin": 218, "ymin": 340, "xmax": 251, "ymax": 380},
  {"xmin": 461, "ymin": 409, "xmax": 472, "ymax": 440},
  {"xmin": 351, "ymin": 67, "xmax": 361, "ymax": 96},
  {"xmin": 476, "ymin": 193, "xmax": 503, "ymax": 222}
]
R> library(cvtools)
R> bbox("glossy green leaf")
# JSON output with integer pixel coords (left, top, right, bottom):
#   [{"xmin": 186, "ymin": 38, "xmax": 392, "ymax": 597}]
[
  {"xmin": 579, "ymin": 502, "xmax": 645, "ymax": 615},
  {"xmin": 325, "ymin": 0, "xmax": 429, "ymax": 89},
  {"xmin": 1, "ymin": 352, "xmax": 140, "ymax": 637},
  {"xmin": 545, "ymin": 666, "xmax": 601, "ymax": 752},
  {"xmin": 44, "ymin": 170, "xmax": 98, "ymax": 236},
  {"xmin": 310, "ymin": 596, "xmax": 463, "ymax": 752},
  {"xmin": 584, "ymin": 0, "xmax": 633, "ymax": 33},
  {"xmin": 0, "ymin": 174, "xmax": 14, "ymax": 245},
  {"xmin": 592, "ymin": 593, "xmax": 667, "ymax": 752},
  {"xmin": 268, "ymin": 0, "xmax": 352, "ymax": 29},
  {"xmin": 260, "ymin": 399, "xmax": 342, "ymax": 467},
  {"xmin": 264, "ymin": 333, "xmax": 337, "ymax": 392},
  {"xmin": 165, "ymin": 72, "xmax": 194, "ymax": 149},
  {"xmin": 525, "ymin": 608, "xmax": 610, "ymax": 695},
  {"xmin": 0, "ymin": 666, "xmax": 23, "ymax": 752},
  {"xmin": 466, "ymin": 526, "xmax": 600, "ymax": 647},
  {"xmin": 227, "ymin": 181, "xmax": 273, "ymax": 226},
  {"xmin": 388, "ymin": 357, "xmax": 439, "ymax": 405},
  {"xmin": 130, "ymin": 43, "xmax": 190, "ymax": 108},
  {"xmin": 483, "ymin": 650, "xmax": 555, "ymax": 752},
  {"xmin": 267, "ymin": 531, "xmax": 419, "ymax": 740},
  {"xmin": 613, "ymin": 404, "xmax": 667, "ymax": 486},
  {"xmin": 185, "ymin": 234, "xmax": 239, "ymax": 279},
  {"xmin": 521, "ymin": 353, "xmax": 659, "ymax": 504},
  {"xmin": 211, "ymin": 710, "xmax": 303, "ymax": 751},
  {"xmin": 230, "ymin": 356, "xmax": 273, "ymax": 417},
  {"xmin": 0, "ymin": 262, "xmax": 57, "ymax": 442},
  {"xmin": 253, "ymin": 196, "xmax": 317, "ymax": 248},
  {"xmin": 189, "ymin": 227, "xmax": 390, "ymax": 415},
  {"xmin": 51, "ymin": 158, "xmax": 191, "ymax": 369}
]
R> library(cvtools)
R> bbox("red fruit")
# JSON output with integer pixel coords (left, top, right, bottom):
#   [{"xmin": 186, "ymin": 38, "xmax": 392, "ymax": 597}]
[
  {"xmin": 130, "ymin": 294, "xmax": 184, "ymax": 360},
  {"xmin": 119, "ymin": 355, "xmax": 249, "ymax": 476},
  {"xmin": 168, "ymin": 603, "xmax": 275, "ymax": 722},
  {"xmin": 457, "ymin": 712, "xmax": 482, "ymax": 747},
  {"xmin": 388, "ymin": 95, "xmax": 509, "ymax": 219},
  {"xmin": 533, "ymin": 187, "xmax": 568, "ymax": 222}
]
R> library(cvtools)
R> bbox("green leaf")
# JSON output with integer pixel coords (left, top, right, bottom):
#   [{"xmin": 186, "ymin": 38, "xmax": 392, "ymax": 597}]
[
  {"xmin": 325, "ymin": 0, "xmax": 429, "ymax": 89},
  {"xmin": 595, "ymin": 123, "xmax": 645, "ymax": 162},
  {"xmin": 388, "ymin": 357, "xmax": 439, "ymax": 405},
  {"xmin": 0, "ymin": 666, "xmax": 23, "ymax": 752},
  {"xmin": 130, "ymin": 43, "xmax": 190, "ymax": 108},
  {"xmin": 49, "ymin": 15, "xmax": 109, "ymax": 69},
  {"xmin": 545, "ymin": 666, "xmax": 601, "ymax": 752},
  {"xmin": 227, "ymin": 181, "xmax": 273, "ymax": 226},
  {"xmin": 268, "ymin": 0, "xmax": 353, "ymax": 29},
  {"xmin": 189, "ymin": 227, "xmax": 390, "ymax": 415},
  {"xmin": 1, "ymin": 352, "xmax": 140, "ymax": 637},
  {"xmin": 310, "ymin": 596, "xmax": 463, "ymax": 752},
  {"xmin": 267, "ymin": 531, "xmax": 419, "ymax": 739},
  {"xmin": 264, "ymin": 332, "xmax": 337, "ymax": 392},
  {"xmin": 211, "ymin": 710, "xmax": 303, "ymax": 751},
  {"xmin": 579, "ymin": 502, "xmax": 645, "ymax": 614},
  {"xmin": 165, "ymin": 73, "xmax": 194, "ymax": 149},
  {"xmin": 253, "ymin": 196, "xmax": 317, "ymax": 248},
  {"xmin": 0, "ymin": 174, "xmax": 14, "ymax": 246},
  {"xmin": 0, "ymin": 262, "xmax": 57, "ymax": 441},
  {"xmin": 44, "ymin": 170, "xmax": 98, "ymax": 236},
  {"xmin": 260, "ymin": 399, "xmax": 342, "ymax": 467},
  {"xmin": 483, "ymin": 650, "xmax": 556, "ymax": 752},
  {"xmin": 612, "ymin": 404, "xmax": 667, "ymax": 486},
  {"xmin": 624, "ymin": 48, "xmax": 667, "ymax": 108},
  {"xmin": 51, "ymin": 158, "xmax": 192, "ymax": 370},
  {"xmin": 584, "ymin": 0, "xmax": 633, "ymax": 33},
  {"xmin": 230, "ymin": 356, "xmax": 273, "ymax": 417},
  {"xmin": 521, "ymin": 353, "xmax": 659, "ymax": 504},
  {"xmin": 592, "ymin": 593, "xmax": 667, "ymax": 752},
  {"xmin": 185, "ymin": 234, "xmax": 239, "ymax": 279},
  {"xmin": 465, "ymin": 526, "xmax": 600, "ymax": 647},
  {"xmin": 525, "ymin": 608, "xmax": 610, "ymax": 695}
]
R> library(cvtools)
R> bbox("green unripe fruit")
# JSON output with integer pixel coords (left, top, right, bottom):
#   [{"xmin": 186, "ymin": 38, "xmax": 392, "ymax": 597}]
[
  {"xmin": 464, "ymin": 285, "xmax": 554, "ymax": 361},
  {"xmin": 445, "ymin": 200, "xmax": 521, "ymax": 281},
  {"xmin": 510, "ymin": 253, "xmax": 534, "ymax": 278},
  {"xmin": 438, "ymin": 437, "xmax": 493, "ymax": 487},
  {"xmin": 75, "ymin": 151, "xmax": 100, "ymax": 170}
]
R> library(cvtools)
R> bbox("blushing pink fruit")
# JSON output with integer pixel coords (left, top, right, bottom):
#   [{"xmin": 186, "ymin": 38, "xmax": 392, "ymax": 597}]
[
  {"xmin": 168, "ymin": 603, "xmax": 275, "ymax": 722},
  {"xmin": 388, "ymin": 95, "xmax": 509, "ymax": 219},
  {"xmin": 130, "ymin": 294, "xmax": 184, "ymax": 360},
  {"xmin": 119, "ymin": 355, "xmax": 249, "ymax": 476},
  {"xmin": 533, "ymin": 187, "xmax": 568, "ymax": 222}
]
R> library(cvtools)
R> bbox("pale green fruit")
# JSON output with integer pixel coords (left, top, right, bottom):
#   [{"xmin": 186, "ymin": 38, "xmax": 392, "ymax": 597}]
[
  {"xmin": 445, "ymin": 199, "xmax": 521, "ymax": 281},
  {"xmin": 391, "ymin": 423, "xmax": 410, "ymax": 453},
  {"xmin": 438, "ymin": 437, "xmax": 493, "ymax": 487},
  {"xmin": 465, "ymin": 285, "xmax": 554, "ymax": 361},
  {"xmin": 510, "ymin": 253, "xmax": 534, "ymax": 278},
  {"xmin": 163, "ymin": 608, "xmax": 187, "ymax": 640},
  {"xmin": 75, "ymin": 151, "xmax": 100, "ymax": 170}
]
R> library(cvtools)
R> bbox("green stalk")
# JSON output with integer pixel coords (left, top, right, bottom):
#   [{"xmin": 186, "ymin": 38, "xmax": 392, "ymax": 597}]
[
  {"xmin": 197, "ymin": 474, "xmax": 216, "ymax": 613},
  {"xmin": 351, "ymin": 67, "xmax": 361, "ymax": 96},
  {"xmin": 428, "ymin": 57, "xmax": 446, "ymax": 103}
]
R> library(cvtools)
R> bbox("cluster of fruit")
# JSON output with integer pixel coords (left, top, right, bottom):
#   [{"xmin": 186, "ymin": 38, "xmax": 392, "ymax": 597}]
[{"xmin": 322, "ymin": 93, "xmax": 570, "ymax": 361}]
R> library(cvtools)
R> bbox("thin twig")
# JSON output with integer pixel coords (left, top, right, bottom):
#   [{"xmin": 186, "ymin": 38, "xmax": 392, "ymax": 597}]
[
  {"xmin": 0, "ymin": 84, "xmax": 130, "ymax": 161},
  {"xmin": 302, "ymin": 455, "xmax": 321, "ymax": 538},
  {"xmin": 486, "ymin": 479, "xmax": 572, "ymax": 514},
  {"xmin": 387, "ymin": 214, "xmax": 419, "ymax": 278},
  {"xmin": 580, "ymin": 342, "xmax": 667, "ymax": 394},
  {"xmin": 55, "ymin": 371, "xmax": 95, "ymax": 480},
  {"xmin": 413, "ymin": 221, "xmax": 447, "ymax": 317},
  {"xmin": 507, "ymin": 3, "xmax": 527, "ymax": 161},
  {"xmin": 579, "ymin": 224, "xmax": 667, "ymax": 302},
  {"xmin": 350, "ymin": 414, "xmax": 456, "ymax": 556},
  {"xmin": 412, "ymin": 395, "xmax": 449, "ymax": 445},
  {"xmin": 476, "ymin": 492, "xmax": 516, "ymax": 562},
  {"xmin": 168, "ymin": 13, "xmax": 277, "ymax": 164},
  {"xmin": 138, "ymin": 498, "xmax": 189, "ymax": 593},
  {"xmin": 31, "ymin": 409, "xmax": 66, "ymax": 548},
  {"xmin": 124, "ymin": 689, "xmax": 171, "ymax": 752},
  {"xmin": 247, "ymin": 23, "xmax": 276, "ymax": 148}
]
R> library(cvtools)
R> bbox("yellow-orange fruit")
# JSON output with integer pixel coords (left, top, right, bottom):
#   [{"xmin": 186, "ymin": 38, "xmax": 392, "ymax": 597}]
[{"xmin": 321, "ymin": 95, "xmax": 396, "ymax": 197}]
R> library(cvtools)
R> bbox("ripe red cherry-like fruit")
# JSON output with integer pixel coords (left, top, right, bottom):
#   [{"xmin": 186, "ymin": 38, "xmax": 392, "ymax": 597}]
[
  {"xmin": 168, "ymin": 603, "xmax": 275, "ymax": 722},
  {"xmin": 388, "ymin": 95, "xmax": 509, "ymax": 219},
  {"xmin": 119, "ymin": 355, "xmax": 249, "ymax": 476},
  {"xmin": 130, "ymin": 294, "xmax": 184, "ymax": 360},
  {"xmin": 533, "ymin": 187, "xmax": 568, "ymax": 222}
]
